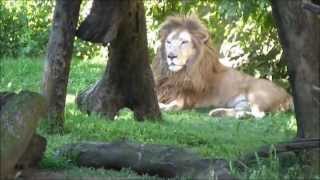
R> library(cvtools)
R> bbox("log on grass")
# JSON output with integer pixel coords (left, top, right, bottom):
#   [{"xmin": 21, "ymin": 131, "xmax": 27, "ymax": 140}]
[
  {"xmin": 235, "ymin": 138, "xmax": 320, "ymax": 170},
  {"xmin": 0, "ymin": 91, "xmax": 47, "ymax": 178},
  {"xmin": 58, "ymin": 141, "xmax": 236, "ymax": 179}
]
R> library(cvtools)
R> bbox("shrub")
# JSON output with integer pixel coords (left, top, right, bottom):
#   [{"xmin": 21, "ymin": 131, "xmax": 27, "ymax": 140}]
[
  {"xmin": 0, "ymin": 0, "xmax": 289, "ymax": 88},
  {"xmin": 0, "ymin": 0, "xmax": 101, "ymax": 59},
  {"xmin": 0, "ymin": 0, "xmax": 53, "ymax": 57},
  {"xmin": 145, "ymin": 0, "xmax": 288, "ymax": 88}
]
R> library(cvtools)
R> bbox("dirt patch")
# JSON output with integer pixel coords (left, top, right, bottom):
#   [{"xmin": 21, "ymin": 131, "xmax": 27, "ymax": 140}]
[{"xmin": 18, "ymin": 169, "xmax": 66, "ymax": 180}]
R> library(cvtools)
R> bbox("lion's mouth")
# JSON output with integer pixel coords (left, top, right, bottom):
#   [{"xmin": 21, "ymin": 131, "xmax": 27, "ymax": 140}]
[{"xmin": 168, "ymin": 63, "xmax": 184, "ymax": 72}]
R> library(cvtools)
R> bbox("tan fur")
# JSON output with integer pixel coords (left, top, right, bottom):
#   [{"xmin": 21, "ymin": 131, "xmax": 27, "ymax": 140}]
[{"xmin": 152, "ymin": 15, "xmax": 293, "ymax": 117}]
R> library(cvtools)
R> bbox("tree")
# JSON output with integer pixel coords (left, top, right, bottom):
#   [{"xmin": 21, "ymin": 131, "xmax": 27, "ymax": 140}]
[
  {"xmin": 271, "ymin": 0, "xmax": 320, "ymax": 176},
  {"xmin": 42, "ymin": 0, "xmax": 81, "ymax": 133},
  {"xmin": 76, "ymin": 0, "xmax": 161, "ymax": 121}
]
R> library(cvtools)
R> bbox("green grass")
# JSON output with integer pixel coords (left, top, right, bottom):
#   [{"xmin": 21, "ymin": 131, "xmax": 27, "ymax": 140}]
[{"xmin": 1, "ymin": 57, "xmax": 299, "ymax": 179}]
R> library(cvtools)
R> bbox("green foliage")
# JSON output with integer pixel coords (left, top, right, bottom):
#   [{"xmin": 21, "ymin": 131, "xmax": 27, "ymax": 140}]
[
  {"xmin": 0, "ymin": 0, "xmax": 101, "ymax": 59},
  {"xmin": 1, "ymin": 0, "xmax": 288, "ymax": 86},
  {"xmin": 145, "ymin": 0, "xmax": 288, "ymax": 88},
  {"xmin": 0, "ymin": 0, "xmax": 53, "ymax": 57},
  {"xmin": 0, "ymin": 57, "xmax": 301, "ymax": 179},
  {"xmin": 0, "ymin": 57, "xmax": 43, "ymax": 92}
]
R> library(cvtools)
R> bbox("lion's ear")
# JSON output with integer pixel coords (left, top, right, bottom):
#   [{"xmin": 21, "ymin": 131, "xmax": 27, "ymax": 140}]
[
  {"xmin": 159, "ymin": 29, "xmax": 168, "ymax": 40},
  {"xmin": 196, "ymin": 31, "xmax": 209, "ymax": 44}
]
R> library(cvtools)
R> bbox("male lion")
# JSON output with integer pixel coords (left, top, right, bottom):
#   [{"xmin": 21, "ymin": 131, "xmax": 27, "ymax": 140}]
[{"xmin": 152, "ymin": 15, "xmax": 293, "ymax": 118}]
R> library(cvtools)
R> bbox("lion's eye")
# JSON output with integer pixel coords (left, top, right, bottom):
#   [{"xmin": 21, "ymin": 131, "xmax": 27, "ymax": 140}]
[
  {"xmin": 181, "ymin": 40, "xmax": 188, "ymax": 44},
  {"xmin": 166, "ymin": 40, "xmax": 171, "ymax": 44}
]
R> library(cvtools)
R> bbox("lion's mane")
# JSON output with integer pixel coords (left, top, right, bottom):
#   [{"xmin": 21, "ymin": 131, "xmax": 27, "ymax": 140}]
[{"xmin": 152, "ymin": 15, "xmax": 227, "ymax": 107}]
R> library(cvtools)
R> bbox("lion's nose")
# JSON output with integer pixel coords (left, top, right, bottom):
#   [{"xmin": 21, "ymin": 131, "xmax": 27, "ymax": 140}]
[{"xmin": 168, "ymin": 53, "xmax": 177, "ymax": 60}]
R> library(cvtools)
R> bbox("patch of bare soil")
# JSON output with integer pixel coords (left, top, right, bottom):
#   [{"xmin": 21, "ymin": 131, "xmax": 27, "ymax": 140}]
[{"xmin": 17, "ymin": 169, "xmax": 66, "ymax": 180}]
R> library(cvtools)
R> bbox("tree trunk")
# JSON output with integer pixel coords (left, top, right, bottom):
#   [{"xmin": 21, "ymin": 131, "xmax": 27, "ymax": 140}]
[
  {"xmin": 76, "ymin": 0, "xmax": 161, "ymax": 121},
  {"xmin": 76, "ymin": 0, "xmax": 121, "ymax": 44},
  {"xmin": 42, "ymin": 0, "xmax": 81, "ymax": 133},
  {"xmin": 271, "ymin": 0, "xmax": 320, "ymax": 176},
  {"xmin": 58, "ymin": 141, "xmax": 235, "ymax": 179}
]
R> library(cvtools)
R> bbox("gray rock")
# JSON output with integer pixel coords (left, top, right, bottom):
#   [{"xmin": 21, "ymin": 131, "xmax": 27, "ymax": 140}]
[{"xmin": 0, "ymin": 91, "xmax": 47, "ymax": 179}]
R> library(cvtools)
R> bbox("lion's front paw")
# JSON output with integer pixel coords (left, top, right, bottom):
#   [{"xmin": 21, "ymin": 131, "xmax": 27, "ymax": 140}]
[
  {"xmin": 250, "ymin": 105, "xmax": 266, "ymax": 119},
  {"xmin": 159, "ymin": 103, "xmax": 170, "ymax": 111},
  {"xmin": 209, "ymin": 108, "xmax": 251, "ymax": 119},
  {"xmin": 159, "ymin": 102, "xmax": 179, "ymax": 111},
  {"xmin": 209, "ymin": 108, "xmax": 235, "ymax": 117}
]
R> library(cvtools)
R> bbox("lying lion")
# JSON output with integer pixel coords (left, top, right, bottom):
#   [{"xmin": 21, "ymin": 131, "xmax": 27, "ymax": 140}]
[{"xmin": 152, "ymin": 15, "xmax": 293, "ymax": 118}]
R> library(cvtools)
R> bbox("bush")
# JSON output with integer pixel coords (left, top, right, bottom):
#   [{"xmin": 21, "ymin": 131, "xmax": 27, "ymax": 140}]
[
  {"xmin": 0, "ymin": 0, "xmax": 101, "ymax": 59},
  {"xmin": 0, "ymin": 0, "xmax": 53, "ymax": 57},
  {"xmin": 145, "ymin": 0, "xmax": 288, "ymax": 88},
  {"xmin": 0, "ymin": 0, "xmax": 289, "ymax": 88}
]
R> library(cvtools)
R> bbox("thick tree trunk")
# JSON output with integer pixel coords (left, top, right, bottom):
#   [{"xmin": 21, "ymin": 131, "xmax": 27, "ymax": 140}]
[
  {"xmin": 0, "ymin": 91, "xmax": 47, "ymax": 179},
  {"xmin": 58, "ymin": 141, "xmax": 235, "ymax": 179},
  {"xmin": 42, "ymin": 0, "xmax": 81, "ymax": 133},
  {"xmin": 271, "ymin": 0, "xmax": 320, "ymax": 176},
  {"xmin": 76, "ymin": 0, "xmax": 121, "ymax": 44},
  {"xmin": 76, "ymin": 0, "xmax": 161, "ymax": 121}
]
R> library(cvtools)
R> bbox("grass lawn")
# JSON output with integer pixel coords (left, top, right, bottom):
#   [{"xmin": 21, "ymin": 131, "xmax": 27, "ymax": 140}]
[{"xmin": 0, "ymin": 57, "xmax": 299, "ymax": 179}]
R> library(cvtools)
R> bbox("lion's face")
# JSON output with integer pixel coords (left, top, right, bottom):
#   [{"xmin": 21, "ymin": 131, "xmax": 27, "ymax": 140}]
[{"xmin": 164, "ymin": 30, "xmax": 196, "ymax": 72}]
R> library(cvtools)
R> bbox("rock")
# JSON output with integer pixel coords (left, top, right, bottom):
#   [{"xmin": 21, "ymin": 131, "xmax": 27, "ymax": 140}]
[
  {"xmin": 0, "ymin": 91, "xmax": 15, "ymax": 110},
  {"xmin": 0, "ymin": 91, "xmax": 47, "ymax": 179},
  {"xmin": 16, "ymin": 134, "xmax": 47, "ymax": 169}
]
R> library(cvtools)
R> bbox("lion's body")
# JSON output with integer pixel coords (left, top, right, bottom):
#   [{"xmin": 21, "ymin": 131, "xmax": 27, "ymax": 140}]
[{"xmin": 152, "ymin": 15, "xmax": 292, "ymax": 118}]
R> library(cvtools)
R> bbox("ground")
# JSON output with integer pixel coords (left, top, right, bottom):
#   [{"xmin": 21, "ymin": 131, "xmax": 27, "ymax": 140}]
[{"xmin": 1, "ymin": 57, "xmax": 299, "ymax": 179}]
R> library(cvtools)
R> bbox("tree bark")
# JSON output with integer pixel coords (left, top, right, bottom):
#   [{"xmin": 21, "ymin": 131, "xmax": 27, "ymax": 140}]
[
  {"xmin": 76, "ymin": 0, "xmax": 161, "ymax": 121},
  {"xmin": 58, "ymin": 141, "xmax": 235, "ymax": 179},
  {"xmin": 76, "ymin": 0, "xmax": 121, "ymax": 44},
  {"xmin": 271, "ymin": 0, "xmax": 320, "ymax": 176},
  {"xmin": 42, "ymin": 0, "xmax": 81, "ymax": 133},
  {"xmin": 0, "ymin": 91, "xmax": 47, "ymax": 179}
]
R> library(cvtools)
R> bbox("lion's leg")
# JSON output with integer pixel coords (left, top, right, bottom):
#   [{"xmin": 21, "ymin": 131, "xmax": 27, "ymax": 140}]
[
  {"xmin": 209, "ymin": 108, "xmax": 237, "ymax": 117},
  {"xmin": 247, "ymin": 104, "xmax": 266, "ymax": 118},
  {"xmin": 209, "ymin": 108, "xmax": 251, "ymax": 118},
  {"xmin": 209, "ymin": 95, "xmax": 257, "ymax": 119},
  {"xmin": 159, "ymin": 99, "xmax": 184, "ymax": 111},
  {"xmin": 231, "ymin": 95, "xmax": 266, "ymax": 118}
]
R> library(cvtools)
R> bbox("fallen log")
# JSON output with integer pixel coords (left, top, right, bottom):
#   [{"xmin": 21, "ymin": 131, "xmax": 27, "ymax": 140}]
[
  {"xmin": 58, "ymin": 141, "xmax": 236, "ymax": 179},
  {"xmin": 243, "ymin": 138, "xmax": 319, "ymax": 159},
  {"xmin": 235, "ymin": 138, "xmax": 320, "ymax": 170}
]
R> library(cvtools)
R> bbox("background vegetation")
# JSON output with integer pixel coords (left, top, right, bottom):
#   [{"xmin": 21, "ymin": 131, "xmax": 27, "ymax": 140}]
[
  {"xmin": 0, "ymin": 0, "xmax": 289, "ymax": 88},
  {"xmin": 0, "ymin": 0, "xmax": 301, "ymax": 179}
]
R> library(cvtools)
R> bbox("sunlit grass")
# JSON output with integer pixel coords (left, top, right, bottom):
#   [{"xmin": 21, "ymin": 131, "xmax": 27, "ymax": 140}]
[{"xmin": 1, "ymin": 57, "xmax": 298, "ymax": 179}]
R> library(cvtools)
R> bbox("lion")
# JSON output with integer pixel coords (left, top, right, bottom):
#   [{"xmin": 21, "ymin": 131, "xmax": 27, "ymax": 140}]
[{"xmin": 152, "ymin": 15, "xmax": 293, "ymax": 118}]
